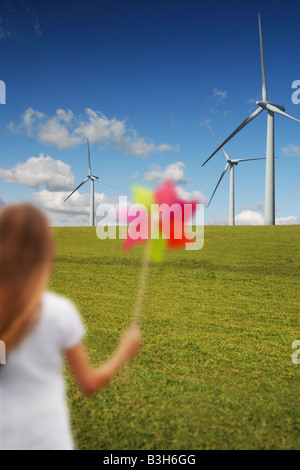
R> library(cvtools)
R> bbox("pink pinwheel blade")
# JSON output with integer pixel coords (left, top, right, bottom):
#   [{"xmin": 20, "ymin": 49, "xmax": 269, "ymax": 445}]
[
  {"xmin": 154, "ymin": 180, "xmax": 178, "ymax": 206},
  {"xmin": 123, "ymin": 207, "xmax": 150, "ymax": 250}
]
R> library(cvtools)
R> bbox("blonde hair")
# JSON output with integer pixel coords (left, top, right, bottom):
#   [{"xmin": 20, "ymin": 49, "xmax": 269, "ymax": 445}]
[{"xmin": 0, "ymin": 204, "xmax": 54, "ymax": 354}]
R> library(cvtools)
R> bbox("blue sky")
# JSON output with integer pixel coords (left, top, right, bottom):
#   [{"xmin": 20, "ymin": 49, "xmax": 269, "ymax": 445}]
[{"xmin": 0, "ymin": 0, "xmax": 299, "ymax": 225}]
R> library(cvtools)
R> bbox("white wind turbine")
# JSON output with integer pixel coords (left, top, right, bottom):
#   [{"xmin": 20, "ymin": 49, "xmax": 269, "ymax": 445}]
[
  {"xmin": 202, "ymin": 13, "xmax": 300, "ymax": 225},
  {"xmin": 205, "ymin": 121, "xmax": 265, "ymax": 226},
  {"xmin": 64, "ymin": 139, "xmax": 116, "ymax": 226}
]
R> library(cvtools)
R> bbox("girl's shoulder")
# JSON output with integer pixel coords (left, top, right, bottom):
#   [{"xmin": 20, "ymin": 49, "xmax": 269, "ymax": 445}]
[
  {"xmin": 42, "ymin": 290, "xmax": 77, "ymax": 312},
  {"xmin": 41, "ymin": 291, "xmax": 86, "ymax": 350}
]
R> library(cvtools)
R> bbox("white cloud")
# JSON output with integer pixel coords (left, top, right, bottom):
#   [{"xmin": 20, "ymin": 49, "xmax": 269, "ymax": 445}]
[
  {"xmin": 158, "ymin": 143, "xmax": 178, "ymax": 152},
  {"xmin": 240, "ymin": 201, "xmax": 264, "ymax": 212},
  {"xmin": 8, "ymin": 108, "xmax": 81, "ymax": 149},
  {"xmin": 212, "ymin": 88, "xmax": 227, "ymax": 103},
  {"xmin": 208, "ymin": 89, "xmax": 228, "ymax": 113},
  {"xmin": 207, "ymin": 211, "xmax": 300, "ymax": 225},
  {"xmin": 0, "ymin": 197, "xmax": 5, "ymax": 208},
  {"xmin": 282, "ymin": 144, "xmax": 300, "ymax": 157},
  {"xmin": 275, "ymin": 215, "xmax": 300, "ymax": 225},
  {"xmin": 176, "ymin": 186, "xmax": 208, "ymax": 205},
  {"xmin": 129, "ymin": 171, "xmax": 140, "ymax": 180},
  {"xmin": 0, "ymin": 154, "xmax": 75, "ymax": 191},
  {"xmin": 206, "ymin": 216, "xmax": 229, "ymax": 225},
  {"xmin": 144, "ymin": 162, "xmax": 188, "ymax": 185},
  {"xmin": 46, "ymin": 212, "xmax": 89, "ymax": 227},
  {"xmin": 8, "ymin": 107, "xmax": 177, "ymax": 157},
  {"xmin": 235, "ymin": 210, "xmax": 264, "ymax": 225},
  {"xmin": 240, "ymin": 201, "xmax": 282, "ymax": 214},
  {"xmin": 209, "ymin": 210, "xmax": 265, "ymax": 226},
  {"xmin": 38, "ymin": 115, "xmax": 81, "ymax": 149}
]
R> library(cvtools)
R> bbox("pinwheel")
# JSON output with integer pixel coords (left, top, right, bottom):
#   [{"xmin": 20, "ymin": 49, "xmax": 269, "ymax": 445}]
[
  {"xmin": 124, "ymin": 180, "xmax": 198, "ymax": 262},
  {"xmin": 121, "ymin": 180, "xmax": 199, "ymax": 320}
]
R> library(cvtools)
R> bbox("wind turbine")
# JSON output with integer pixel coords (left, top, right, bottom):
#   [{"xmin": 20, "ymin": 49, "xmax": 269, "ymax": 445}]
[
  {"xmin": 64, "ymin": 139, "xmax": 116, "ymax": 226},
  {"xmin": 202, "ymin": 13, "xmax": 300, "ymax": 225},
  {"xmin": 205, "ymin": 121, "xmax": 265, "ymax": 225}
]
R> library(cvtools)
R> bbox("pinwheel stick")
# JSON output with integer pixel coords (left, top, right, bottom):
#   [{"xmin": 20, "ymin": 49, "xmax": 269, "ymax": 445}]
[
  {"xmin": 123, "ymin": 242, "xmax": 151, "ymax": 381},
  {"xmin": 133, "ymin": 241, "xmax": 151, "ymax": 323}
]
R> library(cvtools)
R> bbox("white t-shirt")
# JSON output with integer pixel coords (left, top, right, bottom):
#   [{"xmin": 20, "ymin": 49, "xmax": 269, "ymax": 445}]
[{"xmin": 0, "ymin": 291, "xmax": 85, "ymax": 450}]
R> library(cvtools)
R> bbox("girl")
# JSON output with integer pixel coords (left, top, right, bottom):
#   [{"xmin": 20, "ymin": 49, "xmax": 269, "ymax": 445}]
[{"xmin": 0, "ymin": 204, "xmax": 141, "ymax": 450}]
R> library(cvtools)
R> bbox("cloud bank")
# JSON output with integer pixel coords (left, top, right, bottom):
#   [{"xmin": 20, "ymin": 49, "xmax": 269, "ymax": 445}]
[
  {"xmin": 32, "ymin": 189, "xmax": 106, "ymax": 215},
  {"xmin": 8, "ymin": 107, "xmax": 178, "ymax": 157},
  {"xmin": 0, "ymin": 154, "xmax": 75, "ymax": 191},
  {"xmin": 208, "ymin": 210, "xmax": 300, "ymax": 225},
  {"xmin": 240, "ymin": 201, "xmax": 264, "ymax": 212},
  {"xmin": 282, "ymin": 144, "xmax": 300, "ymax": 157},
  {"xmin": 144, "ymin": 161, "xmax": 188, "ymax": 185}
]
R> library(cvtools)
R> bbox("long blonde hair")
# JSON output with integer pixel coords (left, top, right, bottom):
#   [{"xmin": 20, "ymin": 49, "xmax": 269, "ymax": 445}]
[{"xmin": 0, "ymin": 204, "xmax": 54, "ymax": 354}]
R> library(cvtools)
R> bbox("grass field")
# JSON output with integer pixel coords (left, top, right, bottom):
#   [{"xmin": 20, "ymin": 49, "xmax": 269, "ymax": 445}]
[{"xmin": 50, "ymin": 226, "xmax": 300, "ymax": 450}]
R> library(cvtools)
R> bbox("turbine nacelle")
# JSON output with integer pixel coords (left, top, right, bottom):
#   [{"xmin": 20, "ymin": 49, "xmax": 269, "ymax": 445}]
[
  {"xmin": 87, "ymin": 175, "xmax": 99, "ymax": 180},
  {"xmin": 227, "ymin": 159, "xmax": 238, "ymax": 165},
  {"xmin": 256, "ymin": 100, "xmax": 285, "ymax": 112}
]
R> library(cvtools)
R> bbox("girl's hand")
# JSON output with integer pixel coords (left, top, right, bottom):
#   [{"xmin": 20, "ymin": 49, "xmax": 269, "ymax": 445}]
[{"xmin": 118, "ymin": 322, "xmax": 142, "ymax": 363}]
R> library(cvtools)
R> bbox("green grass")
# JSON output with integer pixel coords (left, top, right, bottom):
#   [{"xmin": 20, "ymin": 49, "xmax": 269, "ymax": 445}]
[{"xmin": 50, "ymin": 226, "xmax": 300, "ymax": 450}]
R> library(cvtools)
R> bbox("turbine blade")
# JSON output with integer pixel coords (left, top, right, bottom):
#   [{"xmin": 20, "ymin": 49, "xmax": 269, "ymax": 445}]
[
  {"xmin": 64, "ymin": 177, "xmax": 89, "ymax": 203},
  {"xmin": 234, "ymin": 157, "xmax": 266, "ymax": 162},
  {"xmin": 205, "ymin": 120, "xmax": 230, "ymax": 160},
  {"xmin": 93, "ymin": 177, "xmax": 118, "ymax": 190},
  {"xmin": 266, "ymin": 103, "xmax": 300, "ymax": 123},
  {"xmin": 87, "ymin": 138, "xmax": 92, "ymax": 175},
  {"xmin": 258, "ymin": 13, "xmax": 268, "ymax": 101},
  {"xmin": 207, "ymin": 163, "xmax": 230, "ymax": 207},
  {"xmin": 202, "ymin": 107, "xmax": 264, "ymax": 167}
]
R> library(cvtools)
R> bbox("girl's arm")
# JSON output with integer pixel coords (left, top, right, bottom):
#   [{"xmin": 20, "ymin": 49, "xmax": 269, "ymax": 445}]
[{"xmin": 65, "ymin": 322, "xmax": 141, "ymax": 396}]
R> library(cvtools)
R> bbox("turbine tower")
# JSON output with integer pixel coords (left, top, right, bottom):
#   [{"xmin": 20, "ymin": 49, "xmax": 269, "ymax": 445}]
[
  {"xmin": 202, "ymin": 13, "xmax": 300, "ymax": 225},
  {"xmin": 64, "ymin": 139, "xmax": 116, "ymax": 226},
  {"xmin": 205, "ymin": 121, "xmax": 265, "ymax": 226}
]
